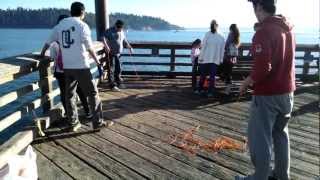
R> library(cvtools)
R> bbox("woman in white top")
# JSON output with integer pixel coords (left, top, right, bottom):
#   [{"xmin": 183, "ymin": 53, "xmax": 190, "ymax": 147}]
[{"xmin": 198, "ymin": 20, "xmax": 225, "ymax": 97}]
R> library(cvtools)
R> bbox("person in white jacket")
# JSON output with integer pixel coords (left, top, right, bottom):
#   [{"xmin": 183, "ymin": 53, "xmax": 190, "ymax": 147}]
[{"xmin": 198, "ymin": 20, "xmax": 225, "ymax": 97}]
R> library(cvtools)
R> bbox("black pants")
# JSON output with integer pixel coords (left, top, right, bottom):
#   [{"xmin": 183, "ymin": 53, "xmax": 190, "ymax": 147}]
[
  {"xmin": 192, "ymin": 58, "xmax": 199, "ymax": 91},
  {"xmin": 108, "ymin": 55, "xmax": 122, "ymax": 88},
  {"xmin": 221, "ymin": 58, "xmax": 235, "ymax": 84},
  {"xmin": 55, "ymin": 72, "xmax": 90, "ymax": 115},
  {"xmin": 64, "ymin": 69, "xmax": 103, "ymax": 126},
  {"xmin": 198, "ymin": 63, "xmax": 217, "ymax": 94}
]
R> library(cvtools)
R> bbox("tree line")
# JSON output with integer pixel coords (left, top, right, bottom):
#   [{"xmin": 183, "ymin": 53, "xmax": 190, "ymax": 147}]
[{"xmin": 0, "ymin": 8, "xmax": 182, "ymax": 30}]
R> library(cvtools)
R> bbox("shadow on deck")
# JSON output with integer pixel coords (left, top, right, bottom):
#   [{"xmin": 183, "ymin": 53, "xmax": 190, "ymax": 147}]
[{"xmin": 32, "ymin": 77, "xmax": 319, "ymax": 180}]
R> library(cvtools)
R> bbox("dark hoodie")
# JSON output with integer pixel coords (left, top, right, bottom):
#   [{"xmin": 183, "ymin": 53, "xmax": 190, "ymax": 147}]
[{"xmin": 250, "ymin": 15, "xmax": 296, "ymax": 95}]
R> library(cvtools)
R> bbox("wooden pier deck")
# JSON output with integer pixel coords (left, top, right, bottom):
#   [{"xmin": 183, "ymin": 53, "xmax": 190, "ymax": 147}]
[{"xmin": 32, "ymin": 77, "xmax": 319, "ymax": 180}]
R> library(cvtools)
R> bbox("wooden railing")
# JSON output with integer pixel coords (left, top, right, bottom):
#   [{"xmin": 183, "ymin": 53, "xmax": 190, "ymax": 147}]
[
  {"xmin": 121, "ymin": 42, "xmax": 319, "ymax": 80},
  {"xmin": 0, "ymin": 42, "xmax": 105, "ymax": 169}
]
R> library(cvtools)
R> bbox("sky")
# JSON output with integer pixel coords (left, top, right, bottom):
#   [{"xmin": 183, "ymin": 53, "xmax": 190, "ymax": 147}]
[{"xmin": 0, "ymin": 0, "xmax": 319, "ymax": 29}]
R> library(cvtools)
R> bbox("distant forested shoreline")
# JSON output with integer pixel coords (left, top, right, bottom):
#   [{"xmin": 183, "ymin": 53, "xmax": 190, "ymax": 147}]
[{"xmin": 0, "ymin": 8, "xmax": 183, "ymax": 30}]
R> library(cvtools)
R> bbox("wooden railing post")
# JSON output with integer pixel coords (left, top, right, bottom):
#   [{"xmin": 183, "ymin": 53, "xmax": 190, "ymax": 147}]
[
  {"xmin": 302, "ymin": 51, "xmax": 313, "ymax": 81},
  {"xmin": 151, "ymin": 48, "xmax": 159, "ymax": 56},
  {"xmin": 170, "ymin": 48, "xmax": 176, "ymax": 72},
  {"xmin": 95, "ymin": 0, "xmax": 109, "ymax": 41},
  {"xmin": 168, "ymin": 48, "xmax": 176, "ymax": 78},
  {"xmin": 39, "ymin": 59, "xmax": 54, "ymax": 114}
]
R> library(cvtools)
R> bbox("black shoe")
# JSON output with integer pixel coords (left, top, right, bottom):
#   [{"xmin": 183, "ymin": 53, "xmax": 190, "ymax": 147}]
[
  {"xmin": 118, "ymin": 84, "xmax": 126, "ymax": 89},
  {"xmin": 268, "ymin": 176, "xmax": 278, "ymax": 180},
  {"xmin": 85, "ymin": 113, "xmax": 93, "ymax": 119}
]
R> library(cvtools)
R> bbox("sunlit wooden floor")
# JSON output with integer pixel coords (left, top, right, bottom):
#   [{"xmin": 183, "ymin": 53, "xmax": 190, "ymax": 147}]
[{"xmin": 32, "ymin": 76, "xmax": 319, "ymax": 180}]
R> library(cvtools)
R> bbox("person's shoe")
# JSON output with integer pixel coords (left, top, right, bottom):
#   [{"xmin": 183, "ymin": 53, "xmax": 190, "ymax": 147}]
[
  {"xmin": 225, "ymin": 84, "xmax": 232, "ymax": 95},
  {"xmin": 85, "ymin": 113, "xmax": 93, "ymax": 119},
  {"xmin": 106, "ymin": 121, "xmax": 114, "ymax": 127},
  {"xmin": 111, "ymin": 86, "xmax": 121, "ymax": 92},
  {"xmin": 70, "ymin": 122, "xmax": 82, "ymax": 132},
  {"xmin": 119, "ymin": 77, "xmax": 124, "ymax": 82},
  {"xmin": 118, "ymin": 84, "xmax": 126, "ymax": 89},
  {"xmin": 268, "ymin": 176, "xmax": 278, "ymax": 180},
  {"xmin": 207, "ymin": 93, "xmax": 214, "ymax": 97},
  {"xmin": 193, "ymin": 90, "xmax": 200, "ymax": 95},
  {"xmin": 93, "ymin": 120, "xmax": 114, "ymax": 130},
  {"xmin": 235, "ymin": 175, "xmax": 247, "ymax": 180}
]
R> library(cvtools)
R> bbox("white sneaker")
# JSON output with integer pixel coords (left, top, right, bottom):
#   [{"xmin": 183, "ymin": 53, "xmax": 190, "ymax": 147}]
[
  {"xmin": 225, "ymin": 84, "xmax": 232, "ymax": 95},
  {"xmin": 111, "ymin": 86, "xmax": 121, "ymax": 92},
  {"xmin": 71, "ymin": 123, "xmax": 82, "ymax": 132},
  {"xmin": 235, "ymin": 175, "xmax": 247, "ymax": 180}
]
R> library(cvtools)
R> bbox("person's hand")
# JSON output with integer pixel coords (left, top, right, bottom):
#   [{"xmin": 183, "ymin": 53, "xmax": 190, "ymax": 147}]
[
  {"xmin": 239, "ymin": 77, "xmax": 254, "ymax": 96},
  {"xmin": 239, "ymin": 82, "xmax": 248, "ymax": 96},
  {"xmin": 129, "ymin": 47, "xmax": 134, "ymax": 55},
  {"xmin": 104, "ymin": 47, "xmax": 110, "ymax": 54},
  {"xmin": 40, "ymin": 52, "xmax": 45, "ymax": 58}
]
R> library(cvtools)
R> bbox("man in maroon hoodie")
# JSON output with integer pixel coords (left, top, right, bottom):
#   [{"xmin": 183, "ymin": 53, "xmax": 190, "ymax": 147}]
[{"xmin": 237, "ymin": 0, "xmax": 296, "ymax": 180}]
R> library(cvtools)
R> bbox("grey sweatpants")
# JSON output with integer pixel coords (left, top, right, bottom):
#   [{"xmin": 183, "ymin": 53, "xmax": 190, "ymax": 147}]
[
  {"xmin": 64, "ymin": 69, "xmax": 103, "ymax": 126},
  {"xmin": 247, "ymin": 93, "xmax": 294, "ymax": 180}
]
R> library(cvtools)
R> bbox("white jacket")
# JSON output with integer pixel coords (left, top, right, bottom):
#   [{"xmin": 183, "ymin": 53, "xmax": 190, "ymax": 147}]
[{"xmin": 199, "ymin": 32, "xmax": 225, "ymax": 65}]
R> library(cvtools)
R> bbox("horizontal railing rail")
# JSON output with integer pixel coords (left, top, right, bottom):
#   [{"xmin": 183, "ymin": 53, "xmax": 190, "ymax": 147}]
[{"xmin": 121, "ymin": 41, "xmax": 319, "ymax": 80}]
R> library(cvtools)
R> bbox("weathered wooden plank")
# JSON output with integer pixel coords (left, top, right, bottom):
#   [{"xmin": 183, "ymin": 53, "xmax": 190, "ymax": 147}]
[
  {"xmin": 35, "ymin": 149, "xmax": 73, "ymax": 180},
  {"xmin": 81, "ymin": 126, "xmax": 216, "ymax": 180},
  {"xmin": 50, "ymin": 134, "xmax": 146, "ymax": 180},
  {"xmin": 0, "ymin": 83, "xmax": 39, "ymax": 108},
  {"xmin": 100, "ymin": 86, "xmax": 318, "ymax": 178},
  {"xmin": 105, "ymin": 122, "xmax": 244, "ymax": 179},
  {"xmin": 128, "ymin": 88, "xmax": 320, "ymax": 162},
  {"xmin": 74, "ymin": 129, "xmax": 183, "ymax": 180},
  {"xmin": 33, "ymin": 141, "xmax": 109, "ymax": 180},
  {"xmin": 108, "ymin": 87, "xmax": 320, "ymax": 157},
  {"xmin": 101, "ymin": 100, "xmax": 316, "ymax": 179},
  {"xmin": 128, "ymin": 86, "xmax": 320, "ymax": 152}
]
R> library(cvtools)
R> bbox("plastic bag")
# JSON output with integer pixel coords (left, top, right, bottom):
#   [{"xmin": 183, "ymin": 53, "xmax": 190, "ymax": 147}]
[{"xmin": 0, "ymin": 146, "xmax": 38, "ymax": 180}]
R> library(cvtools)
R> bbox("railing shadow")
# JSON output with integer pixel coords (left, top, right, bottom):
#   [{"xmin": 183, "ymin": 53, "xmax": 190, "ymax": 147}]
[
  {"xmin": 98, "ymin": 81, "xmax": 251, "ymax": 122},
  {"xmin": 32, "ymin": 119, "xmax": 98, "ymax": 145},
  {"xmin": 292, "ymin": 101, "xmax": 319, "ymax": 117}
]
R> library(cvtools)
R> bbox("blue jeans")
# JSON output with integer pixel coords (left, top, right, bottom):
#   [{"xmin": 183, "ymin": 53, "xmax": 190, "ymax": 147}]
[
  {"xmin": 198, "ymin": 63, "xmax": 217, "ymax": 93},
  {"xmin": 108, "ymin": 55, "xmax": 122, "ymax": 88},
  {"xmin": 247, "ymin": 93, "xmax": 293, "ymax": 180}
]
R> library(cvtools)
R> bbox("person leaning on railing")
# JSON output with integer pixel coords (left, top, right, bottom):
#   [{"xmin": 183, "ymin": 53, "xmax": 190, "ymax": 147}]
[
  {"xmin": 40, "ymin": 2, "xmax": 111, "ymax": 132},
  {"xmin": 237, "ymin": 0, "xmax": 296, "ymax": 179}
]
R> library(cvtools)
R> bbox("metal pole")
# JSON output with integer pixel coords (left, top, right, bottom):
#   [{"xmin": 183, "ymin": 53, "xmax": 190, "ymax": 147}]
[{"xmin": 95, "ymin": 0, "xmax": 109, "ymax": 41}]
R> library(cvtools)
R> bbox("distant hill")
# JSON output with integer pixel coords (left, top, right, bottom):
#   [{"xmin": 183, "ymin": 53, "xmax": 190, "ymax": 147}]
[{"xmin": 0, "ymin": 8, "xmax": 183, "ymax": 30}]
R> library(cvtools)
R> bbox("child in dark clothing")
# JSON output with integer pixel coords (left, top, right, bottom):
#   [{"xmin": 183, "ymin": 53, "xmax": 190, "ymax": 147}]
[{"xmin": 190, "ymin": 39, "xmax": 201, "ymax": 93}]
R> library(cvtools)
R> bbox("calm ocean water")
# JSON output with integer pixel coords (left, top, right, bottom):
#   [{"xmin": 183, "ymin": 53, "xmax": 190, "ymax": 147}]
[
  {"xmin": 0, "ymin": 28, "xmax": 319, "ymax": 59},
  {"xmin": 0, "ymin": 28, "xmax": 318, "ymax": 143}
]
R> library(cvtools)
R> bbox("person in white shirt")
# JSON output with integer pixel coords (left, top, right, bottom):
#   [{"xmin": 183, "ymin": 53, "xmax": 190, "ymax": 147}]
[
  {"xmin": 49, "ymin": 14, "xmax": 91, "ymax": 119},
  {"xmin": 198, "ymin": 20, "xmax": 225, "ymax": 97},
  {"xmin": 40, "ymin": 2, "xmax": 108, "ymax": 132}
]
